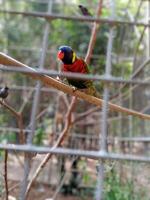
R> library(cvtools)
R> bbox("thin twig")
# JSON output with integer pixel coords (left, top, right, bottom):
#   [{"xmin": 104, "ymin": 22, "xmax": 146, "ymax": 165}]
[
  {"xmin": 54, "ymin": 96, "xmax": 77, "ymax": 146},
  {"xmin": 35, "ymin": 107, "xmax": 48, "ymax": 120},
  {"xmin": 62, "ymin": 94, "xmax": 70, "ymax": 108},
  {"xmin": 0, "ymin": 100, "xmax": 19, "ymax": 118},
  {"xmin": 25, "ymin": 97, "xmax": 77, "ymax": 199},
  {"xmin": 19, "ymin": 89, "xmax": 34, "ymax": 113},
  {"xmin": 73, "ymin": 107, "xmax": 100, "ymax": 124},
  {"xmin": 0, "ymin": 100, "xmax": 25, "ymax": 144},
  {"xmin": 52, "ymin": 156, "xmax": 77, "ymax": 200},
  {"xmin": 85, "ymin": 0, "xmax": 103, "ymax": 64},
  {"xmin": 72, "ymin": 0, "xmax": 102, "ymax": 126},
  {"xmin": 4, "ymin": 150, "xmax": 8, "ymax": 200},
  {"xmin": 2, "ymin": 183, "xmax": 20, "ymax": 195}
]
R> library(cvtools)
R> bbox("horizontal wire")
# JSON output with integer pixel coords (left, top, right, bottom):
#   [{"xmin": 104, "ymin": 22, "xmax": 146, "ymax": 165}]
[
  {"xmin": 1, "ymin": 127, "xmax": 150, "ymax": 143},
  {"xmin": 0, "ymin": 127, "xmax": 31, "ymax": 133},
  {"xmin": 10, "ymin": 85, "xmax": 56, "ymax": 92},
  {"xmin": 0, "ymin": 65, "xmax": 150, "ymax": 85},
  {"xmin": 0, "ymin": 143, "xmax": 150, "ymax": 163},
  {"xmin": 0, "ymin": 10, "xmax": 150, "ymax": 27}
]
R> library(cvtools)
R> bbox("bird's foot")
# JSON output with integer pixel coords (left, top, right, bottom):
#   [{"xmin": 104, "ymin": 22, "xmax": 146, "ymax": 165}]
[
  {"xmin": 72, "ymin": 87, "xmax": 89, "ymax": 94},
  {"xmin": 56, "ymin": 76, "xmax": 61, "ymax": 81},
  {"xmin": 72, "ymin": 86, "xmax": 78, "ymax": 92}
]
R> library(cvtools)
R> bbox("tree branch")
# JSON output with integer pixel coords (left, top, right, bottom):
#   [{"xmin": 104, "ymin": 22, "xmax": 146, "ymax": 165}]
[
  {"xmin": 73, "ymin": 106, "xmax": 100, "ymax": 124},
  {"xmin": 0, "ymin": 100, "xmax": 25, "ymax": 143},
  {"xmin": 85, "ymin": 0, "xmax": 103, "ymax": 64},
  {"xmin": 4, "ymin": 150, "xmax": 8, "ymax": 200},
  {"xmin": 25, "ymin": 97, "xmax": 77, "ymax": 199},
  {"xmin": 0, "ymin": 53, "xmax": 150, "ymax": 120}
]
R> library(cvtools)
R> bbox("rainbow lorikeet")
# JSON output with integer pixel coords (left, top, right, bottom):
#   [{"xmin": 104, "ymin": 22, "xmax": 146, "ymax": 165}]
[{"xmin": 57, "ymin": 45, "xmax": 98, "ymax": 97}]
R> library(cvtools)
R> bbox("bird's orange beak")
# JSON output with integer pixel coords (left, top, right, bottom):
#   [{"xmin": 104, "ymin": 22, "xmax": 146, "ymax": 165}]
[{"xmin": 57, "ymin": 50, "xmax": 64, "ymax": 60}]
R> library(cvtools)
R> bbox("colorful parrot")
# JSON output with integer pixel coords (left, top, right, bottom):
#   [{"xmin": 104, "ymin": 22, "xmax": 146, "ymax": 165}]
[{"xmin": 57, "ymin": 45, "xmax": 99, "ymax": 97}]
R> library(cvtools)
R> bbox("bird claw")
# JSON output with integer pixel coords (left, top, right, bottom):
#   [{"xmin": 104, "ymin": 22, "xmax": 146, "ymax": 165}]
[
  {"xmin": 72, "ymin": 87, "xmax": 88, "ymax": 93},
  {"xmin": 72, "ymin": 86, "xmax": 78, "ymax": 92}
]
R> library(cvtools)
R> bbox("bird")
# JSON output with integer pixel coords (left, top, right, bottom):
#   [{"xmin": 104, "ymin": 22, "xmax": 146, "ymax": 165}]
[
  {"xmin": 78, "ymin": 4, "xmax": 92, "ymax": 16},
  {"xmin": 0, "ymin": 86, "xmax": 9, "ymax": 101},
  {"xmin": 57, "ymin": 45, "xmax": 99, "ymax": 97}
]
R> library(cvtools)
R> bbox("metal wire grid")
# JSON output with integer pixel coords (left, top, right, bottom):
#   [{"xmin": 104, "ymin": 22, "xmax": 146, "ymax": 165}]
[{"xmin": 0, "ymin": 0, "xmax": 150, "ymax": 199}]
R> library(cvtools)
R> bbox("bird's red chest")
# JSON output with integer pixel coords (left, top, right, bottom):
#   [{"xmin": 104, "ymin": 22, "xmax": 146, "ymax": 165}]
[{"xmin": 62, "ymin": 59, "xmax": 88, "ymax": 74}]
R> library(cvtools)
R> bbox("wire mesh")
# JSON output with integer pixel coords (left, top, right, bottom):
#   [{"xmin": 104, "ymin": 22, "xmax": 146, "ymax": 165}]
[{"xmin": 0, "ymin": 0, "xmax": 150, "ymax": 200}]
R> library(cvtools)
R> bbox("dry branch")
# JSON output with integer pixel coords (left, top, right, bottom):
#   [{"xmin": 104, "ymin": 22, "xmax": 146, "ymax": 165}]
[
  {"xmin": 25, "ymin": 97, "xmax": 77, "ymax": 199},
  {"xmin": 75, "ymin": 0, "xmax": 103, "ymax": 123},
  {"xmin": 85, "ymin": 0, "xmax": 103, "ymax": 64},
  {"xmin": 4, "ymin": 150, "xmax": 8, "ymax": 200},
  {"xmin": 73, "ymin": 107, "xmax": 100, "ymax": 124},
  {"xmin": 0, "ymin": 52, "xmax": 150, "ymax": 120},
  {"xmin": 0, "ymin": 100, "xmax": 24, "ymax": 143},
  {"xmin": 19, "ymin": 89, "xmax": 34, "ymax": 113}
]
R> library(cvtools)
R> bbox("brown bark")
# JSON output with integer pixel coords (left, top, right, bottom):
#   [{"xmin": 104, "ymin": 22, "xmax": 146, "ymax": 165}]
[
  {"xmin": 85, "ymin": 0, "xmax": 103, "ymax": 64},
  {"xmin": 0, "ymin": 52, "xmax": 150, "ymax": 120},
  {"xmin": 4, "ymin": 150, "xmax": 8, "ymax": 200},
  {"xmin": 0, "ymin": 100, "xmax": 24, "ymax": 143},
  {"xmin": 25, "ymin": 97, "xmax": 77, "ymax": 199}
]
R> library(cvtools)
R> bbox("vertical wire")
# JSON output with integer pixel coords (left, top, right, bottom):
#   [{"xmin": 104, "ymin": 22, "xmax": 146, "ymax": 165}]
[
  {"xmin": 19, "ymin": 1, "xmax": 53, "ymax": 199},
  {"xmin": 147, "ymin": 0, "xmax": 150, "ymax": 58},
  {"xmin": 95, "ymin": 0, "xmax": 115, "ymax": 199}
]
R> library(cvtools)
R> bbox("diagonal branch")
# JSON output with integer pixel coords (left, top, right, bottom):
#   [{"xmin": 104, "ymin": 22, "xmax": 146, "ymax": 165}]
[
  {"xmin": 53, "ymin": 96, "xmax": 77, "ymax": 147},
  {"xmin": 85, "ymin": 0, "xmax": 103, "ymax": 64},
  {"xmin": 0, "ymin": 52, "xmax": 150, "ymax": 120},
  {"xmin": 0, "ymin": 100, "xmax": 24, "ymax": 143},
  {"xmin": 25, "ymin": 97, "xmax": 77, "ymax": 199},
  {"xmin": 73, "ymin": 106, "xmax": 100, "ymax": 124},
  {"xmin": 4, "ymin": 150, "xmax": 8, "ymax": 200}
]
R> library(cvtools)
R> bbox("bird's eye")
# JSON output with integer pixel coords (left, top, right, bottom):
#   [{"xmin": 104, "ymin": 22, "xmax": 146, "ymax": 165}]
[{"xmin": 57, "ymin": 50, "xmax": 64, "ymax": 60}]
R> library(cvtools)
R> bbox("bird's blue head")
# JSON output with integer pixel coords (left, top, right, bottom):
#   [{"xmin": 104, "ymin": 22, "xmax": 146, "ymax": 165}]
[{"xmin": 57, "ymin": 45, "xmax": 76, "ymax": 64}]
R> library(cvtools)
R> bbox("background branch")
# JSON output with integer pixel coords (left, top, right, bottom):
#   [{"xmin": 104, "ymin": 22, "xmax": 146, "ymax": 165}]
[
  {"xmin": 0, "ymin": 100, "xmax": 24, "ymax": 143},
  {"xmin": 4, "ymin": 150, "xmax": 8, "ymax": 200},
  {"xmin": 85, "ymin": 0, "xmax": 103, "ymax": 64},
  {"xmin": 25, "ymin": 97, "xmax": 77, "ymax": 198}
]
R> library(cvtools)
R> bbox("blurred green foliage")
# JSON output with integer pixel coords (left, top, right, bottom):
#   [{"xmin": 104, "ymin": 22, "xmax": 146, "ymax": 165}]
[
  {"xmin": 33, "ymin": 127, "xmax": 44, "ymax": 145},
  {"xmin": 104, "ymin": 168, "xmax": 148, "ymax": 200}
]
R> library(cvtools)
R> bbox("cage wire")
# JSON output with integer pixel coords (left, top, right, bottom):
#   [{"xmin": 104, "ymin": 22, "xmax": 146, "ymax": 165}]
[{"xmin": 0, "ymin": 0, "xmax": 150, "ymax": 200}]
